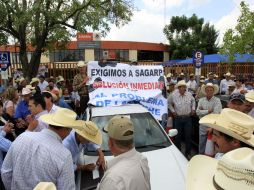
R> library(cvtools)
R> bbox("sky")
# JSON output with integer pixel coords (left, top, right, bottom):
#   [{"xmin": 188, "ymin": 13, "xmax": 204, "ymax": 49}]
[{"xmin": 102, "ymin": 0, "xmax": 254, "ymax": 46}]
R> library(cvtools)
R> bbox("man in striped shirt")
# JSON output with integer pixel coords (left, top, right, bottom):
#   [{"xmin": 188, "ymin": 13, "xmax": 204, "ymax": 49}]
[
  {"xmin": 196, "ymin": 83, "xmax": 222, "ymax": 154},
  {"xmin": 168, "ymin": 80, "xmax": 195, "ymax": 158}
]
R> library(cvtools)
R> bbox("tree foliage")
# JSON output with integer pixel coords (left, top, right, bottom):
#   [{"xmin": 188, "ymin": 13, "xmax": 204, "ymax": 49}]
[
  {"xmin": 163, "ymin": 14, "xmax": 219, "ymax": 59},
  {"xmin": 221, "ymin": 1, "xmax": 254, "ymax": 59},
  {"xmin": 0, "ymin": 0, "xmax": 134, "ymax": 79}
]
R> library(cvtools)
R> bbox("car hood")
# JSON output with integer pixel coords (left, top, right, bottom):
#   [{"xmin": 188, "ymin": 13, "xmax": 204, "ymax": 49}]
[{"xmin": 142, "ymin": 145, "xmax": 188, "ymax": 190}]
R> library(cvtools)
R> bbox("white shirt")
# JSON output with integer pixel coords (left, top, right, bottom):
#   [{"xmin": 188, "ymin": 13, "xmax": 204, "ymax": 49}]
[
  {"xmin": 48, "ymin": 104, "xmax": 59, "ymax": 114},
  {"xmin": 97, "ymin": 148, "xmax": 151, "ymax": 190},
  {"xmin": 38, "ymin": 80, "xmax": 49, "ymax": 92},
  {"xmin": 249, "ymin": 108, "xmax": 254, "ymax": 118},
  {"xmin": 33, "ymin": 110, "xmax": 49, "ymax": 132},
  {"xmin": 186, "ymin": 80, "xmax": 197, "ymax": 93},
  {"xmin": 219, "ymin": 79, "xmax": 234, "ymax": 94},
  {"xmin": 232, "ymin": 85, "xmax": 247, "ymax": 94}
]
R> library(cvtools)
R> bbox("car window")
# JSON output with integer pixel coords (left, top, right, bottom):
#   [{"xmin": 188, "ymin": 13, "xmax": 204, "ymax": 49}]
[{"xmin": 89, "ymin": 112, "xmax": 171, "ymax": 155}]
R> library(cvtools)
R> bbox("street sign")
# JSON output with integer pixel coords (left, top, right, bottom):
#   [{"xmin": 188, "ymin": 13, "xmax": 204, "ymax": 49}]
[
  {"xmin": 0, "ymin": 51, "xmax": 11, "ymax": 71},
  {"xmin": 193, "ymin": 51, "xmax": 204, "ymax": 69}
]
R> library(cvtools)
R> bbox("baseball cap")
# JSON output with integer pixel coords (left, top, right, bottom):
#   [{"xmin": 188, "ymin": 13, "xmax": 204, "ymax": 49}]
[
  {"xmin": 229, "ymin": 93, "xmax": 245, "ymax": 103},
  {"xmin": 104, "ymin": 115, "xmax": 134, "ymax": 140}
]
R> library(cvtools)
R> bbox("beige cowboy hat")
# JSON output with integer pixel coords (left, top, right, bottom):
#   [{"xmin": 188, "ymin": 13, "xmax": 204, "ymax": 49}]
[
  {"xmin": 187, "ymin": 147, "xmax": 254, "ymax": 190},
  {"xmin": 40, "ymin": 108, "xmax": 83, "ymax": 129},
  {"xmin": 30, "ymin": 78, "xmax": 40, "ymax": 85},
  {"xmin": 201, "ymin": 83, "xmax": 219, "ymax": 95},
  {"xmin": 199, "ymin": 108, "xmax": 254, "ymax": 147},
  {"xmin": 189, "ymin": 73, "xmax": 194, "ymax": 77},
  {"xmin": 33, "ymin": 182, "xmax": 56, "ymax": 190},
  {"xmin": 180, "ymin": 72, "xmax": 185, "ymax": 76},
  {"xmin": 42, "ymin": 90, "xmax": 58, "ymax": 102},
  {"xmin": 245, "ymin": 91, "xmax": 254, "ymax": 103},
  {"xmin": 77, "ymin": 61, "xmax": 87, "ymax": 68},
  {"xmin": 75, "ymin": 121, "xmax": 102, "ymax": 145},
  {"xmin": 200, "ymin": 76, "xmax": 205, "ymax": 79},
  {"xmin": 176, "ymin": 80, "xmax": 187, "ymax": 88}
]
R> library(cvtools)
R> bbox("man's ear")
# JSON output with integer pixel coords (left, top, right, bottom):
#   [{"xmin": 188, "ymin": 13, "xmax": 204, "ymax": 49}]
[{"xmin": 231, "ymin": 139, "xmax": 241, "ymax": 148}]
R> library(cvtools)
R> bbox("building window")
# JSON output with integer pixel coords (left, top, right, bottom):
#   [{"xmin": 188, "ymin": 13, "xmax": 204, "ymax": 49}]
[
  {"xmin": 138, "ymin": 50, "xmax": 163, "ymax": 62},
  {"xmin": 50, "ymin": 49, "xmax": 84, "ymax": 62},
  {"xmin": 94, "ymin": 49, "xmax": 129, "ymax": 61},
  {"xmin": 11, "ymin": 52, "xmax": 33, "ymax": 64}
]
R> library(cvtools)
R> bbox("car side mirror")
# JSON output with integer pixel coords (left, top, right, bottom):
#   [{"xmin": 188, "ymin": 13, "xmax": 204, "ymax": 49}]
[{"xmin": 168, "ymin": 129, "xmax": 178, "ymax": 137}]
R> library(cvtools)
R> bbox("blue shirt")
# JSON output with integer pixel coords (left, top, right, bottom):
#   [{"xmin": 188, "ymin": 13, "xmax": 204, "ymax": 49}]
[
  {"xmin": 0, "ymin": 130, "xmax": 12, "ymax": 169},
  {"xmin": 14, "ymin": 100, "xmax": 31, "ymax": 119},
  {"xmin": 58, "ymin": 97, "xmax": 72, "ymax": 110},
  {"xmin": 63, "ymin": 130, "xmax": 99, "ymax": 171}
]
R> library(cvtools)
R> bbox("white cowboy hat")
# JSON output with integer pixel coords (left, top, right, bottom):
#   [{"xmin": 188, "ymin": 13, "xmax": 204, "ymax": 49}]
[
  {"xmin": 19, "ymin": 77, "xmax": 26, "ymax": 84},
  {"xmin": 30, "ymin": 77, "xmax": 40, "ymax": 85},
  {"xmin": 21, "ymin": 87, "xmax": 32, "ymax": 95},
  {"xmin": 245, "ymin": 91, "xmax": 254, "ymax": 103},
  {"xmin": 199, "ymin": 108, "xmax": 254, "ymax": 147},
  {"xmin": 56, "ymin": 76, "xmax": 64, "ymax": 83},
  {"xmin": 180, "ymin": 72, "xmax": 185, "ymax": 76},
  {"xmin": 75, "ymin": 121, "xmax": 102, "ymax": 145},
  {"xmin": 166, "ymin": 73, "xmax": 172, "ymax": 78},
  {"xmin": 200, "ymin": 76, "xmax": 205, "ymax": 79},
  {"xmin": 225, "ymin": 72, "xmax": 231, "ymax": 77},
  {"xmin": 77, "ymin": 61, "xmax": 87, "ymax": 68},
  {"xmin": 189, "ymin": 73, "xmax": 194, "ymax": 77},
  {"xmin": 40, "ymin": 108, "xmax": 83, "ymax": 129},
  {"xmin": 187, "ymin": 147, "xmax": 254, "ymax": 190},
  {"xmin": 201, "ymin": 83, "xmax": 219, "ymax": 95},
  {"xmin": 176, "ymin": 80, "xmax": 187, "ymax": 88},
  {"xmin": 33, "ymin": 182, "xmax": 56, "ymax": 190}
]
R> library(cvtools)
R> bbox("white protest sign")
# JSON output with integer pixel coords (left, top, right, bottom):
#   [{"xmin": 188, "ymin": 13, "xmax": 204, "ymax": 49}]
[{"xmin": 87, "ymin": 61, "xmax": 168, "ymax": 120}]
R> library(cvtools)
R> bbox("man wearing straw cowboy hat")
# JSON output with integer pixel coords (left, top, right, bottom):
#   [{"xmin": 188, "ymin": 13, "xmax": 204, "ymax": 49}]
[
  {"xmin": 168, "ymin": 80, "xmax": 196, "ymax": 158},
  {"xmin": 1, "ymin": 108, "xmax": 83, "ymax": 190},
  {"xmin": 196, "ymin": 83, "xmax": 222, "ymax": 154},
  {"xmin": 63, "ymin": 121, "xmax": 105, "ymax": 172},
  {"xmin": 199, "ymin": 108, "xmax": 254, "ymax": 160},
  {"xmin": 97, "ymin": 115, "xmax": 151, "ymax": 190},
  {"xmin": 73, "ymin": 61, "xmax": 90, "ymax": 116},
  {"xmin": 219, "ymin": 72, "xmax": 234, "ymax": 95},
  {"xmin": 186, "ymin": 147, "xmax": 254, "ymax": 190}
]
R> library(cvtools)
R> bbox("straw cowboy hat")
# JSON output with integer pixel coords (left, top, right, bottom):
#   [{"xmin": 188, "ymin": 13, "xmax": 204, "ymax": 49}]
[
  {"xmin": 75, "ymin": 121, "xmax": 102, "ymax": 145},
  {"xmin": 40, "ymin": 108, "xmax": 83, "ymax": 129},
  {"xmin": 201, "ymin": 83, "xmax": 219, "ymax": 95},
  {"xmin": 186, "ymin": 147, "xmax": 254, "ymax": 190},
  {"xmin": 33, "ymin": 182, "xmax": 56, "ymax": 190},
  {"xmin": 189, "ymin": 73, "xmax": 194, "ymax": 77},
  {"xmin": 30, "ymin": 77, "xmax": 40, "ymax": 85},
  {"xmin": 77, "ymin": 61, "xmax": 87, "ymax": 68},
  {"xmin": 199, "ymin": 108, "xmax": 254, "ymax": 147},
  {"xmin": 245, "ymin": 91, "xmax": 254, "ymax": 103},
  {"xmin": 200, "ymin": 76, "xmax": 205, "ymax": 80},
  {"xmin": 176, "ymin": 80, "xmax": 187, "ymax": 88}
]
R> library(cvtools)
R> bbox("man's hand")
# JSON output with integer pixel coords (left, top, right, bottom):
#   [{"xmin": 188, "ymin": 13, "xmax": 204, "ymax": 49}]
[
  {"xmin": 208, "ymin": 108, "xmax": 213, "ymax": 113},
  {"xmin": 3, "ymin": 122, "xmax": 14, "ymax": 134},
  {"xmin": 96, "ymin": 149, "xmax": 106, "ymax": 170},
  {"xmin": 82, "ymin": 76, "xmax": 90, "ymax": 85},
  {"xmin": 16, "ymin": 119, "xmax": 26, "ymax": 129},
  {"xmin": 199, "ymin": 106, "xmax": 203, "ymax": 110}
]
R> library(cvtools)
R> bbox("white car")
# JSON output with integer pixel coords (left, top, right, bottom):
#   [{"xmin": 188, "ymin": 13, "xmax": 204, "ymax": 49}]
[{"xmin": 77, "ymin": 104, "xmax": 187, "ymax": 190}]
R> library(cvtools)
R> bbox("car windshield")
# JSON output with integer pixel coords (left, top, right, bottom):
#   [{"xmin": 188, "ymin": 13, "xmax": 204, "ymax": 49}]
[{"xmin": 87, "ymin": 112, "xmax": 171, "ymax": 155}]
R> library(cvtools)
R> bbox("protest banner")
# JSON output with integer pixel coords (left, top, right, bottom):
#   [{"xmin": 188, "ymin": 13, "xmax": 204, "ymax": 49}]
[{"xmin": 87, "ymin": 61, "xmax": 168, "ymax": 120}]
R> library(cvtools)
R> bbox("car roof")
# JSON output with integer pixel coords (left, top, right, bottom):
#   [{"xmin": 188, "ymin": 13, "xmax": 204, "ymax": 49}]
[{"xmin": 90, "ymin": 104, "xmax": 149, "ymax": 117}]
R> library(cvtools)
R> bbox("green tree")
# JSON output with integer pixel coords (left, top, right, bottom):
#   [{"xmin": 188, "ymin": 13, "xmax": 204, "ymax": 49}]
[
  {"xmin": 221, "ymin": 1, "xmax": 254, "ymax": 59},
  {"xmin": 0, "ymin": 31, "xmax": 7, "ymax": 45},
  {"xmin": 163, "ymin": 14, "xmax": 219, "ymax": 59},
  {"xmin": 0, "ymin": 0, "xmax": 134, "ymax": 79}
]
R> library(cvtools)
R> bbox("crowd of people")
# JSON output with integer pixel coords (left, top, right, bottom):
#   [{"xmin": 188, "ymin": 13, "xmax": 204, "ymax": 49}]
[{"xmin": 0, "ymin": 60, "xmax": 253, "ymax": 189}]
